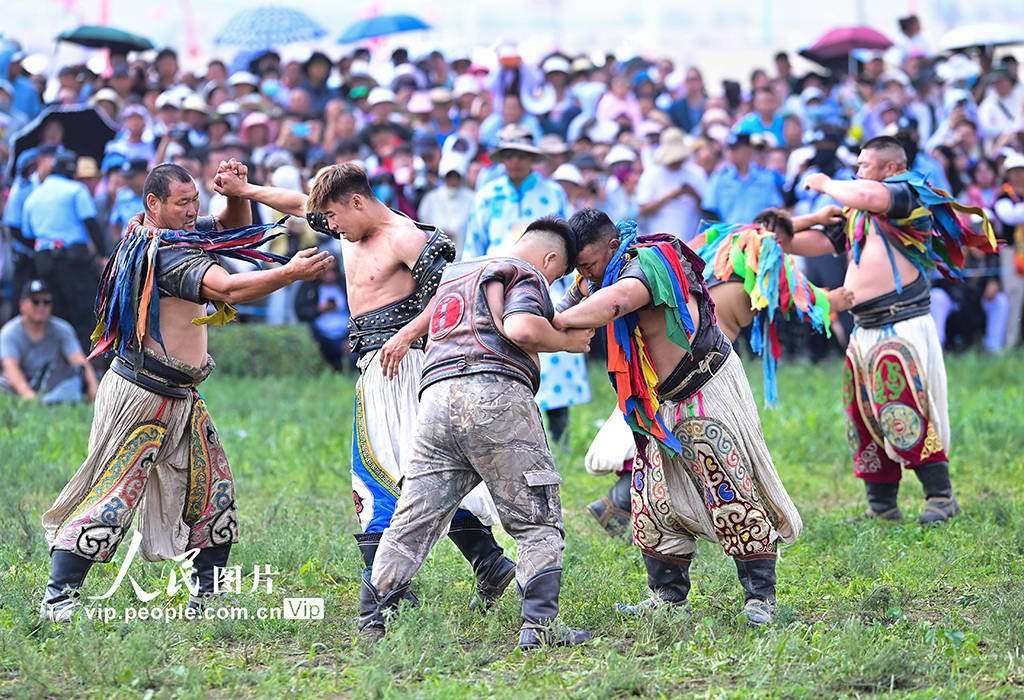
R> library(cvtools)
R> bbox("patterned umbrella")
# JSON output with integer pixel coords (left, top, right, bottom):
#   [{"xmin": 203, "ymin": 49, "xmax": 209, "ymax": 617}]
[
  {"xmin": 214, "ymin": 6, "xmax": 326, "ymax": 50},
  {"xmin": 338, "ymin": 14, "xmax": 431, "ymax": 43}
]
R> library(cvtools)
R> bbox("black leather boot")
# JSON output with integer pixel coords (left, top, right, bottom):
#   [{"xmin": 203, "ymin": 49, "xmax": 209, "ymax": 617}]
[
  {"xmin": 354, "ymin": 531, "xmax": 381, "ymax": 571},
  {"xmin": 353, "ymin": 531, "xmax": 419, "ymax": 607},
  {"xmin": 357, "ymin": 570, "xmax": 413, "ymax": 642},
  {"xmin": 616, "ymin": 553, "xmax": 691, "ymax": 615},
  {"xmin": 851, "ymin": 481, "xmax": 903, "ymax": 521},
  {"xmin": 915, "ymin": 461, "xmax": 960, "ymax": 524},
  {"xmin": 39, "ymin": 550, "xmax": 94, "ymax": 622},
  {"xmin": 587, "ymin": 471, "xmax": 632, "ymax": 538},
  {"xmin": 447, "ymin": 513, "xmax": 516, "ymax": 612},
  {"xmin": 735, "ymin": 556, "xmax": 777, "ymax": 626},
  {"xmin": 187, "ymin": 544, "xmax": 231, "ymax": 612},
  {"xmin": 517, "ymin": 567, "xmax": 593, "ymax": 650}
]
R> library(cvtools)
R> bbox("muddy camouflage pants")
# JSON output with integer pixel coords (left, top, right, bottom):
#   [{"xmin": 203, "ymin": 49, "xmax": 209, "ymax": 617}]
[{"xmin": 371, "ymin": 375, "xmax": 565, "ymax": 595}]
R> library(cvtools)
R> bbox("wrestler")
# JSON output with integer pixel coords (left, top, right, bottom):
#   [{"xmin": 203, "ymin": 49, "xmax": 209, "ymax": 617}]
[
  {"xmin": 359, "ymin": 217, "xmax": 594, "ymax": 649},
  {"xmin": 39, "ymin": 162, "xmax": 332, "ymax": 621},
  {"xmin": 784, "ymin": 135, "xmax": 998, "ymax": 523},
  {"xmin": 557, "ymin": 208, "xmax": 803, "ymax": 625},
  {"xmin": 214, "ymin": 162, "xmax": 515, "ymax": 610},
  {"xmin": 583, "ymin": 209, "xmax": 854, "ymax": 539}
]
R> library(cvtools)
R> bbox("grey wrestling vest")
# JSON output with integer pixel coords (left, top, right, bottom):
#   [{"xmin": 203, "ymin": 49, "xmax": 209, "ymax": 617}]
[{"xmin": 419, "ymin": 257, "xmax": 553, "ymax": 397}]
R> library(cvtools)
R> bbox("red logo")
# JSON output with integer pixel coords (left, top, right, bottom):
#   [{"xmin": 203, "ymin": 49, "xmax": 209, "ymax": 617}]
[{"xmin": 430, "ymin": 292, "xmax": 466, "ymax": 340}]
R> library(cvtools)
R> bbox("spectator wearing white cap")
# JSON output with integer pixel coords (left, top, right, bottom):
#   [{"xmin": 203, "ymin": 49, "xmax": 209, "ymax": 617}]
[
  {"xmin": 417, "ymin": 148, "xmax": 475, "ymax": 256},
  {"xmin": 636, "ymin": 127, "xmax": 706, "ymax": 242},
  {"xmin": 602, "ymin": 144, "xmax": 641, "ymax": 223},
  {"xmin": 229, "ymin": 71, "xmax": 259, "ymax": 99},
  {"xmin": 105, "ymin": 104, "xmax": 156, "ymax": 162},
  {"xmin": 538, "ymin": 55, "xmax": 575, "ymax": 135}
]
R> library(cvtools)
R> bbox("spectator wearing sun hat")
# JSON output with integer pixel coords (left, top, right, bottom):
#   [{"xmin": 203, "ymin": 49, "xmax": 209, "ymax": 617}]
[{"xmin": 636, "ymin": 127, "xmax": 706, "ymax": 242}]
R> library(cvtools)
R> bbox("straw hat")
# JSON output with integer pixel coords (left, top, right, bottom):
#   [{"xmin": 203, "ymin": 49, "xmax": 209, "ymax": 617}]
[
  {"xmin": 490, "ymin": 124, "xmax": 542, "ymax": 161},
  {"xmin": 653, "ymin": 127, "xmax": 691, "ymax": 165}
]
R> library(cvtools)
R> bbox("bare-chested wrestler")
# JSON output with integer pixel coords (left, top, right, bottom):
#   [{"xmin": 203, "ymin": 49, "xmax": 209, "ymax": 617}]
[
  {"xmin": 214, "ymin": 162, "xmax": 515, "ymax": 611},
  {"xmin": 555, "ymin": 208, "xmax": 804, "ymax": 625},
  {"xmin": 583, "ymin": 209, "xmax": 854, "ymax": 540},
  {"xmin": 783, "ymin": 135, "xmax": 997, "ymax": 524},
  {"xmin": 39, "ymin": 162, "xmax": 333, "ymax": 621}
]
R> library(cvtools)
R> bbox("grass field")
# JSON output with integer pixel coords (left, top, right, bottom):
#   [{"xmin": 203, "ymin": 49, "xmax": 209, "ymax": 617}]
[{"xmin": 1, "ymin": 342, "xmax": 1023, "ymax": 699}]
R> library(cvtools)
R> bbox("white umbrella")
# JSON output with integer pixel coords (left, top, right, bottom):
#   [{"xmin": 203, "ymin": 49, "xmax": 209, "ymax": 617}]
[{"xmin": 939, "ymin": 22, "xmax": 1024, "ymax": 52}]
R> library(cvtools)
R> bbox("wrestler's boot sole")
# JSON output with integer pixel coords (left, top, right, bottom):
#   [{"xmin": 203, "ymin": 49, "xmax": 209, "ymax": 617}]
[
  {"xmin": 39, "ymin": 550, "xmax": 94, "ymax": 623},
  {"xmin": 616, "ymin": 554, "xmax": 692, "ymax": 616},
  {"xmin": 517, "ymin": 568, "xmax": 592, "ymax": 650},
  {"xmin": 446, "ymin": 514, "xmax": 516, "ymax": 612}
]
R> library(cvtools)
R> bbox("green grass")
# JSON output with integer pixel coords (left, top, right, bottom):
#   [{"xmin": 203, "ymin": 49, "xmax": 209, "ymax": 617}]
[{"xmin": 2, "ymin": 344, "xmax": 1023, "ymax": 698}]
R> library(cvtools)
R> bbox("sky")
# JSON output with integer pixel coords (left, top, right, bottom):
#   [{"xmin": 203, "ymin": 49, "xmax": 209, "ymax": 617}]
[{"xmin": 4, "ymin": 0, "xmax": 1023, "ymax": 85}]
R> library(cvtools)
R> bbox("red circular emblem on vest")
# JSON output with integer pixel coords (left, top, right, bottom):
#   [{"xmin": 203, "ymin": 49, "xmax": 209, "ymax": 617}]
[{"xmin": 430, "ymin": 292, "xmax": 465, "ymax": 340}]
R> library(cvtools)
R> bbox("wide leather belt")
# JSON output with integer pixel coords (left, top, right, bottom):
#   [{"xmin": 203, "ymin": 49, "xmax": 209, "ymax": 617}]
[
  {"xmin": 657, "ymin": 331, "xmax": 732, "ymax": 403},
  {"xmin": 110, "ymin": 354, "xmax": 194, "ymax": 399}
]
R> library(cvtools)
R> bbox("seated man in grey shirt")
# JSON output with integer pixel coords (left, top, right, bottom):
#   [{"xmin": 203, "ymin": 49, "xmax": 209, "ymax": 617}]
[{"xmin": 0, "ymin": 280, "xmax": 98, "ymax": 404}]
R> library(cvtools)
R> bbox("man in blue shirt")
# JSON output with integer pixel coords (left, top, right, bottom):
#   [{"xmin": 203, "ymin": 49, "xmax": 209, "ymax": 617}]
[
  {"xmin": 21, "ymin": 150, "xmax": 107, "ymax": 352},
  {"xmin": 735, "ymin": 87, "xmax": 786, "ymax": 146},
  {"xmin": 109, "ymin": 159, "xmax": 148, "ymax": 241},
  {"xmin": 704, "ymin": 133, "xmax": 783, "ymax": 224},
  {"xmin": 2, "ymin": 147, "xmax": 43, "ymax": 304}
]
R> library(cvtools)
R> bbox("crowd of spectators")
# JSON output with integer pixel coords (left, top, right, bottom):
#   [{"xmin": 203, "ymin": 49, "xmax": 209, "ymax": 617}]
[{"xmin": 2, "ymin": 14, "xmax": 1023, "ymax": 399}]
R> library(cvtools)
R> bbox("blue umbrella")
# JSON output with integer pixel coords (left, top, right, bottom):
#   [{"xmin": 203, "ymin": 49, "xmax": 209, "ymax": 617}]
[
  {"xmin": 338, "ymin": 14, "xmax": 431, "ymax": 43},
  {"xmin": 214, "ymin": 6, "xmax": 326, "ymax": 50}
]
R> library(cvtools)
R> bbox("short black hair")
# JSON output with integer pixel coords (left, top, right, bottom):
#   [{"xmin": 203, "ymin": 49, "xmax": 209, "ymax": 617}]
[
  {"xmin": 752, "ymin": 208, "xmax": 794, "ymax": 240},
  {"xmin": 143, "ymin": 163, "xmax": 192, "ymax": 207},
  {"xmin": 862, "ymin": 135, "xmax": 908, "ymax": 168},
  {"xmin": 568, "ymin": 208, "xmax": 618, "ymax": 251},
  {"xmin": 524, "ymin": 216, "xmax": 577, "ymax": 271}
]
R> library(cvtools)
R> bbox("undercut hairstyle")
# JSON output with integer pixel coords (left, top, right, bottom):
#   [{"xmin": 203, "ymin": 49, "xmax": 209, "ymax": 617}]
[
  {"xmin": 862, "ymin": 135, "xmax": 908, "ymax": 169},
  {"xmin": 568, "ymin": 207, "xmax": 618, "ymax": 251},
  {"xmin": 143, "ymin": 163, "xmax": 192, "ymax": 208},
  {"xmin": 523, "ymin": 216, "xmax": 578, "ymax": 271},
  {"xmin": 306, "ymin": 162, "xmax": 376, "ymax": 212},
  {"xmin": 753, "ymin": 208, "xmax": 795, "ymax": 241}
]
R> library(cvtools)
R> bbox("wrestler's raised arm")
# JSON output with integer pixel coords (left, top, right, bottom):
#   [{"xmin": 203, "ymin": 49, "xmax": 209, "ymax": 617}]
[
  {"xmin": 214, "ymin": 159, "xmax": 254, "ymax": 230},
  {"xmin": 805, "ymin": 173, "xmax": 892, "ymax": 214},
  {"xmin": 553, "ymin": 278, "xmax": 651, "ymax": 330},
  {"xmin": 213, "ymin": 163, "xmax": 308, "ymax": 218}
]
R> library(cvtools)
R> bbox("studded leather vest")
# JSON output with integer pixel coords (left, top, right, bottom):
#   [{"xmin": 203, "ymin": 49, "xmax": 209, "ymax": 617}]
[
  {"xmin": 348, "ymin": 224, "xmax": 457, "ymax": 356},
  {"xmin": 419, "ymin": 257, "xmax": 553, "ymax": 397}
]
